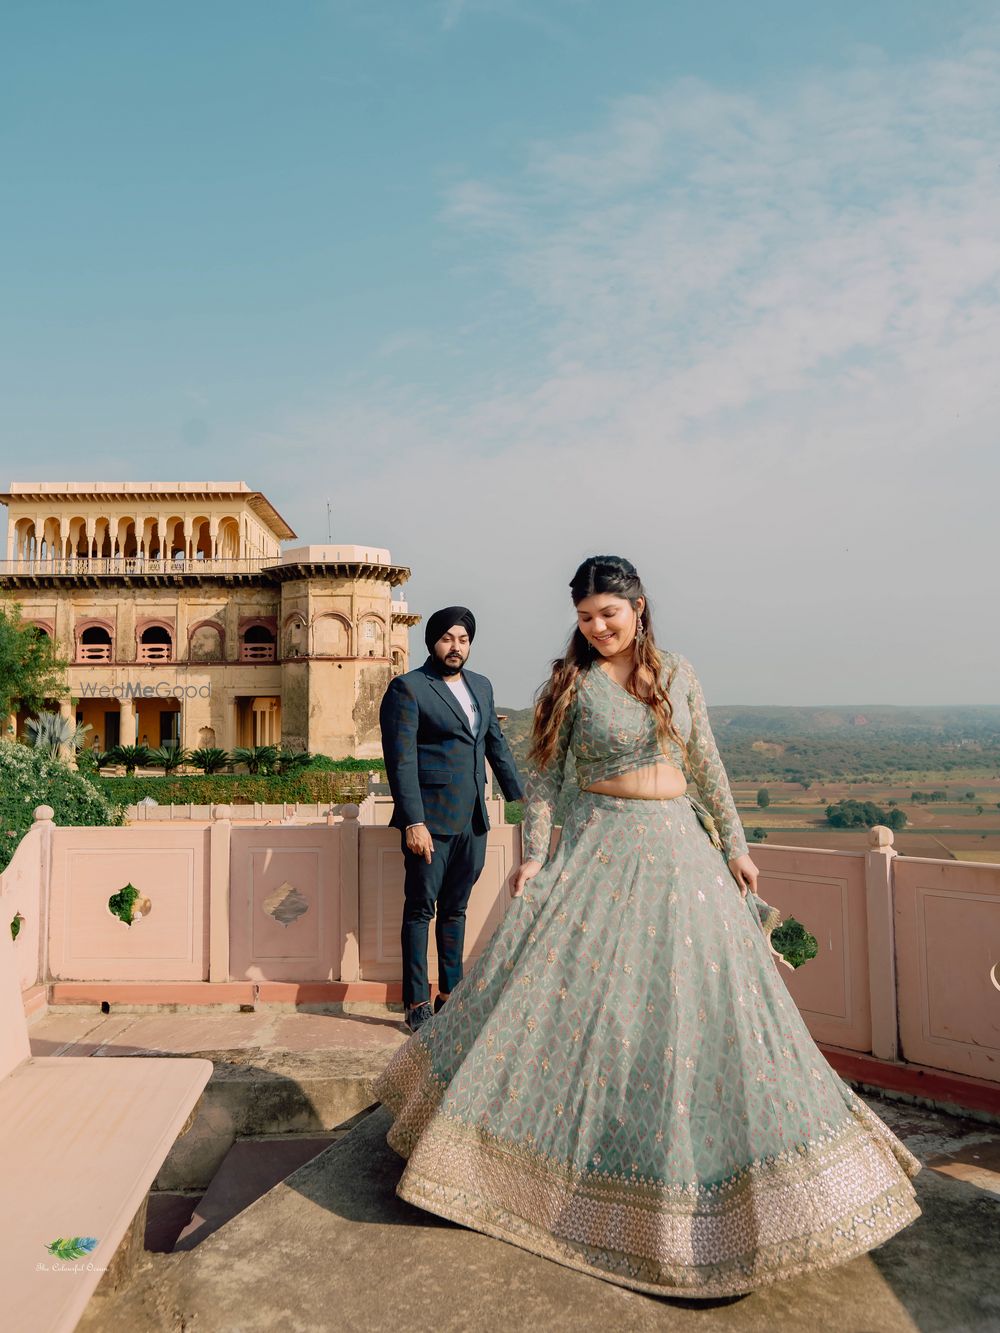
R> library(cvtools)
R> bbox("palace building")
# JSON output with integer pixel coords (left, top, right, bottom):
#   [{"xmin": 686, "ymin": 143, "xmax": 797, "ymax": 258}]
[{"xmin": 0, "ymin": 482, "xmax": 419, "ymax": 757}]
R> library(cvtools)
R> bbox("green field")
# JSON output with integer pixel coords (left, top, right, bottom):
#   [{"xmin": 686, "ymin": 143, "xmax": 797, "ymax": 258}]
[{"xmin": 496, "ymin": 701, "xmax": 1000, "ymax": 865}]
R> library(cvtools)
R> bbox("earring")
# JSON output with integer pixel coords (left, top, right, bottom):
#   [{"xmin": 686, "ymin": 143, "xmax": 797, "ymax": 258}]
[{"xmin": 635, "ymin": 614, "xmax": 646, "ymax": 644}]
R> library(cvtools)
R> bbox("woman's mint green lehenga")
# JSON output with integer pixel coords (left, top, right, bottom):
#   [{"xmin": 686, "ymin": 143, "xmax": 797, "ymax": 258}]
[{"xmin": 374, "ymin": 653, "xmax": 920, "ymax": 1297}]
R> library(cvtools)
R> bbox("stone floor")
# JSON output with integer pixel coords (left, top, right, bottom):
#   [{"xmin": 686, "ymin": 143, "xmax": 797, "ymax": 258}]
[{"xmin": 28, "ymin": 1009, "xmax": 1000, "ymax": 1333}]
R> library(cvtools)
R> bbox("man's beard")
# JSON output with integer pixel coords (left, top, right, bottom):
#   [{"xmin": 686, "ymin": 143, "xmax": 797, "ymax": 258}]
[{"xmin": 434, "ymin": 648, "xmax": 467, "ymax": 674}]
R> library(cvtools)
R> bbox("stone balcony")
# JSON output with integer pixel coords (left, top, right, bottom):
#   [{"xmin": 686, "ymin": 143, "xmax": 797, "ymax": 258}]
[{"xmin": 0, "ymin": 548, "xmax": 413, "ymax": 588}]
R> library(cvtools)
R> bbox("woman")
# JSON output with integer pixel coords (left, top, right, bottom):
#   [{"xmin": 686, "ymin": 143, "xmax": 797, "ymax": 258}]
[{"xmin": 374, "ymin": 555, "xmax": 920, "ymax": 1297}]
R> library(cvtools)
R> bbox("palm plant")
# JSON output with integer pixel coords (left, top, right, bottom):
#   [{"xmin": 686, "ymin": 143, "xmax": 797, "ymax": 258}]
[
  {"xmin": 24, "ymin": 711, "xmax": 92, "ymax": 758},
  {"xmin": 189, "ymin": 746, "xmax": 231, "ymax": 774},
  {"xmin": 232, "ymin": 744, "xmax": 280, "ymax": 774},
  {"xmin": 273, "ymin": 749, "xmax": 312, "ymax": 774},
  {"xmin": 109, "ymin": 744, "xmax": 153, "ymax": 776},
  {"xmin": 148, "ymin": 745, "xmax": 192, "ymax": 774}
]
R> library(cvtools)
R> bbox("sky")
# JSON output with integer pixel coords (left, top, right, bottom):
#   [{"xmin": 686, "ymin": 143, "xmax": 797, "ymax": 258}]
[{"xmin": 2, "ymin": 0, "xmax": 998, "ymax": 708}]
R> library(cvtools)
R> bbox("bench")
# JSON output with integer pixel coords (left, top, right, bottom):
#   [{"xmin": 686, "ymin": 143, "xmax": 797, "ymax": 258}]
[{"xmin": 0, "ymin": 896, "xmax": 212, "ymax": 1333}]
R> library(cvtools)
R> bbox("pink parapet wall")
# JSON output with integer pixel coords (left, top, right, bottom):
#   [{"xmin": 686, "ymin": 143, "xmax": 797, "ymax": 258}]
[
  {"xmin": 893, "ymin": 854, "xmax": 1000, "ymax": 1083},
  {"xmin": 0, "ymin": 808, "xmax": 49, "ymax": 992},
  {"xmin": 6, "ymin": 805, "xmax": 1000, "ymax": 1099},
  {"xmin": 752, "ymin": 842, "xmax": 873, "ymax": 1052},
  {"xmin": 48, "ymin": 823, "xmax": 210, "ymax": 982}
]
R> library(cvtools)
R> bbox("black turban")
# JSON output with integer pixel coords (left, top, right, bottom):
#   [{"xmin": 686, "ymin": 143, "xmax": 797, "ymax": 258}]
[{"xmin": 424, "ymin": 605, "xmax": 476, "ymax": 652}]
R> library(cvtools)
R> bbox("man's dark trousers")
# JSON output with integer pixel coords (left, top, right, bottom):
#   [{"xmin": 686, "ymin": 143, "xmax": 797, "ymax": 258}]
[
  {"xmin": 379, "ymin": 657, "xmax": 525, "ymax": 1013},
  {"xmin": 401, "ymin": 823, "xmax": 487, "ymax": 1010}
]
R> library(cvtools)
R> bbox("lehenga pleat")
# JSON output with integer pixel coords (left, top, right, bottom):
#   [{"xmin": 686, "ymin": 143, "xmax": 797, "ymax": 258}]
[{"xmin": 374, "ymin": 791, "xmax": 920, "ymax": 1298}]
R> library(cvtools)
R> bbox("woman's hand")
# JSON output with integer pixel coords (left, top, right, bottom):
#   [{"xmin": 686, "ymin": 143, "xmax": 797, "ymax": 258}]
[
  {"xmin": 508, "ymin": 859, "xmax": 542, "ymax": 898},
  {"xmin": 728, "ymin": 853, "xmax": 759, "ymax": 900}
]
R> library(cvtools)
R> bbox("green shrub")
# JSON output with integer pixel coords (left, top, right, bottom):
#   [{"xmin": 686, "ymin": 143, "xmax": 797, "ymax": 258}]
[
  {"xmin": 0, "ymin": 740, "xmax": 126, "ymax": 872},
  {"xmin": 107, "ymin": 882, "xmax": 140, "ymax": 926},
  {"xmin": 771, "ymin": 917, "xmax": 819, "ymax": 969},
  {"xmin": 109, "ymin": 744, "xmax": 152, "ymax": 776},
  {"xmin": 189, "ymin": 747, "xmax": 231, "ymax": 775},
  {"xmin": 95, "ymin": 769, "xmax": 369, "ymax": 807},
  {"xmin": 306, "ymin": 755, "xmax": 385, "ymax": 773},
  {"xmin": 148, "ymin": 746, "xmax": 192, "ymax": 774}
]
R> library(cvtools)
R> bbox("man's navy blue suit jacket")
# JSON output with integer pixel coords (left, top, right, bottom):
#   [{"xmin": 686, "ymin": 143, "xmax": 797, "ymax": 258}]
[{"xmin": 379, "ymin": 657, "xmax": 525, "ymax": 837}]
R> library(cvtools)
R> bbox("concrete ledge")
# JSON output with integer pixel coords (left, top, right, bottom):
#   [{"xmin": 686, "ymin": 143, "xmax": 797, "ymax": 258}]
[
  {"xmin": 822, "ymin": 1046, "xmax": 1000, "ymax": 1122},
  {"xmin": 149, "ymin": 1047, "xmax": 397, "ymax": 1190},
  {"xmin": 21, "ymin": 984, "xmax": 47, "ymax": 1018},
  {"xmin": 46, "ymin": 980, "xmax": 406, "ymax": 1009},
  {"xmin": 76, "ymin": 1099, "xmax": 1000, "ymax": 1333}
]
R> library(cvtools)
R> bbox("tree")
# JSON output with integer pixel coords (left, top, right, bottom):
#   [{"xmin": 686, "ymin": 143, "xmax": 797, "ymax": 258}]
[
  {"xmin": 148, "ymin": 745, "xmax": 192, "ymax": 774},
  {"xmin": 190, "ymin": 747, "xmax": 231, "ymax": 774},
  {"xmin": 756, "ymin": 788, "xmax": 770, "ymax": 808},
  {"xmin": 25, "ymin": 711, "xmax": 91, "ymax": 758},
  {"xmin": 825, "ymin": 798, "xmax": 905, "ymax": 831},
  {"xmin": 0, "ymin": 603, "xmax": 69, "ymax": 722},
  {"xmin": 110, "ymin": 744, "xmax": 152, "ymax": 777},
  {"xmin": 232, "ymin": 744, "xmax": 280, "ymax": 775}
]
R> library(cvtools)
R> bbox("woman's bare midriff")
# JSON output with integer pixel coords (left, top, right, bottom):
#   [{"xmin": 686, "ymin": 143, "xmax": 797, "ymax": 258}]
[{"xmin": 583, "ymin": 761, "xmax": 687, "ymax": 801}]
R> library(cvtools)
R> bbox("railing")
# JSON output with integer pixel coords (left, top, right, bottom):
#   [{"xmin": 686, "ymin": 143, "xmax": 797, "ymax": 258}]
[
  {"xmin": 240, "ymin": 643, "xmax": 276, "ymax": 662},
  {"xmin": 77, "ymin": 644, "xmax": 111, "ymax": 662},
  {"xmin": 138, "ymin": 644, "xmax": 172, "ymax": 662},
  {"xmin": 0, "ymin": 557, "xmax": 271, "ymax": 576},
  {"xmin": 4, "ymin": 812, "xmax": 998, "ymax": 1094}
]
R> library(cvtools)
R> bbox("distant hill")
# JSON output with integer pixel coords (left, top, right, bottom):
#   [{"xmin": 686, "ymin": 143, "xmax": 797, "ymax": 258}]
[
  {"xmin": 496, "ymin": 703, "xmax": 1000, "ymax": 781},
  {"xmin": 709, "ymin": 704, "xmax": 1000, "ymax": 738}
]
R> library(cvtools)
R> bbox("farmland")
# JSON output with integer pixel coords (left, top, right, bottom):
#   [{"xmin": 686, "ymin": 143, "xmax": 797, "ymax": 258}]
[{"xmin": 497, "ymin": 700, "xmax": 1000, "ymax": 863}]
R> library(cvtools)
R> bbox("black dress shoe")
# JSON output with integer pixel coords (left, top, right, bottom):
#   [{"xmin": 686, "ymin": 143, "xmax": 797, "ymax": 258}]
[
  {"xmin": 433, "ymin": 995, "xmax": 447, "ymax": 1014},
  {"xmin": 405, "ymin": 1002, "xmax": 432, "ymax": 1034}
]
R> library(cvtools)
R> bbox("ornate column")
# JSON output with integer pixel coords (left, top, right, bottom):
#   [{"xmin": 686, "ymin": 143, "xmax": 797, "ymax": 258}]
[{"xmin": 119, "ymin": 698, "xmax": 137, "ymax": 747}]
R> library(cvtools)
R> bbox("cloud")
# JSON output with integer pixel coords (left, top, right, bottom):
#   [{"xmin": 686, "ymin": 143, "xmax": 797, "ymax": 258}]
[
  {"xmin": 256, "ymin": 25, "xmax": 1000, "ymax": 704},
  {"xmin": 440, "ymin": 0, "xmax": 467, "ymax": 30}
]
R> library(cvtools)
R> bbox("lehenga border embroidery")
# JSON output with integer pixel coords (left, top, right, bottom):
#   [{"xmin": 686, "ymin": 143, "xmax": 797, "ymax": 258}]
[{"xmin": 373, "ymin": 1040, "xmax": 920, "ymax": 1297}]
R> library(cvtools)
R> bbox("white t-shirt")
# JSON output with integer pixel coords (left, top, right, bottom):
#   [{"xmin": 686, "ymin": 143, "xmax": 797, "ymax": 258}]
[{"xmin": 445, "ymin": 675, "xmax": 479, "ymax": 734}]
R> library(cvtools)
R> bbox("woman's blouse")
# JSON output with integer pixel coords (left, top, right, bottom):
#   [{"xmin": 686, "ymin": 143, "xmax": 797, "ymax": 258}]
[{"xmin": 521, "ymin": 652, "xmax": 749, "ymax": 864}]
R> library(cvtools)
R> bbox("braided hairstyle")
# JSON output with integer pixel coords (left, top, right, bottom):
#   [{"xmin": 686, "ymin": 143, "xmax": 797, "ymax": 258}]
[{"xmin": 529, "ymin": 555, "xmax": 685, "ymax": 768}]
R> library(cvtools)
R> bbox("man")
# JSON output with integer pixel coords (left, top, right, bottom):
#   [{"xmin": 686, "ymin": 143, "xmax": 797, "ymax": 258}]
[{"xmin": 380, "ymin": 606, "xmax": 525, "ymax": 1033}]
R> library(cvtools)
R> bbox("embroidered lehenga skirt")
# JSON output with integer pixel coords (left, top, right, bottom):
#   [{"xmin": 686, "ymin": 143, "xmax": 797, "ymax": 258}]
[{"xmin": 374, "ymin": 791, "xmax": 921, "ymax": 1297}]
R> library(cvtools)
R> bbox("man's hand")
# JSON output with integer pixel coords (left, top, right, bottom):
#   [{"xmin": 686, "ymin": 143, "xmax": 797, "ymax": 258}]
[
  {"xmin": 507, "ymin": 858, "xmax": 542, "ymax": 897},
  {"xmin": 728, "ymin": 853, "xmax": 759, "ymax": 900},
  {"xmin": 406, "ymin": 824, "xmax": 434, "ymax": 863}
]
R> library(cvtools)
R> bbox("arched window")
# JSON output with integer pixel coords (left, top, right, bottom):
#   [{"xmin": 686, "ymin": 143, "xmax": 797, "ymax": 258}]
[
  {"xmin": 241, "ymin": 624, "xmax": 276, "ymax": 662},
  {"xmin": 138, "ymin": 625, "xmax": 173, "ymax": 663},
  {"xmin": 78, "ymin": 625, "xmax": 113, "ymax": 663},
  {"xmin": 189, "ymin": 622, "xmax": 224, "ymax": 663},
  {"xmin": 284, "ymin": 615, "xmax": 306, "ymax": 658},
  {"xmin": 313, "ymin": 614, "xmax": 351, "ymax": 658},
  {"xmin": 359, "ymin": 616, "xmax": 385, "ymax": 657}
]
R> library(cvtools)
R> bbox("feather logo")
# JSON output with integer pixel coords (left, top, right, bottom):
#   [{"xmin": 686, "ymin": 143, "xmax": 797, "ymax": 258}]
[{"xmin": 45, "ymin": 1237, "xmax": 99, "ymax": 1260}]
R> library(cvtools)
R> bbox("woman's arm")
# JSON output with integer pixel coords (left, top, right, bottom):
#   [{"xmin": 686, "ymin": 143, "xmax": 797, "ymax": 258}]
[
  {"xmin": 520, "ymin": 706, "xmax": 574, "ymax": 865},
  {"xmin": 682, "ymin": 657, "xmax": 749, "ymax": 861}
]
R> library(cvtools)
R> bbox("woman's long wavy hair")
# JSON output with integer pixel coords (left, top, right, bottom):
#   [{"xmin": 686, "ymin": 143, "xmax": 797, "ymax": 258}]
[{"xmin": 529, "ymin": 555, "xmax": 685, "ymax": 769}]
